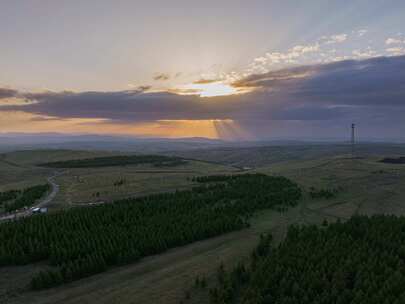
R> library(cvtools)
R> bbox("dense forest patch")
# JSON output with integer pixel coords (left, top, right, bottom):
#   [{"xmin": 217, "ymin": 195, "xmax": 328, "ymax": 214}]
[
  {"xmin": 0, "ymin": 189, "xmax": 21, "ymax": 206},
  {"xmin": 0, "ymin": 174, "xmax": 301, "ymax": 290},
  {"xmin": 380, "ymin": 157, "xmax": 405, "ymax": 164},
  {"xmin": 39, "ymin": 155, "xmax": 187, "ymax": 168},
  {"xmin": 209, "ymin": 215, "xmax": 405, "ymax": 304},
  {"xmin": 0, "ymin": 184, "xmax": 50, "ymax": 212},
  {"xmin": 308, "ymin": 186, "xmax": 340, "ymax": 199}
]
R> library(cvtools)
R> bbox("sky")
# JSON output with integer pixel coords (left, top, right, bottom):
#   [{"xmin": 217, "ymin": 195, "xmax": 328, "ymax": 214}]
[{"xmin": 1, "ymin": 0, "xmax": 405, "ymax": 141}]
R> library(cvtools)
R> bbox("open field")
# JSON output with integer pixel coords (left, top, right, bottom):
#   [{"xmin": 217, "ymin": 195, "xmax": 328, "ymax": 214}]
[
  {"xmin": 0, "ymin": 156, "xmax": 49, "ymax": 191},
  {"xmin": 0, "ymin": 150, "xmax": 116, "ymax": 191},
  {"xmin": 0, "ymin": 150, "xmax": 239, "ymax": 212},
  {"xmin": 2, "ymin": 149, "xmax": 405, "ymax": 304},
  {"xmin": 168, "ymin": 143, "xmax": 405, "ymax": 168},
  {"xmin": 1, "ymin": 208, "xmax": 304, "ymax": 304},
  {"xmin": 52, "ymin": 160, "xmax": 238, "ymax": 208},
  {"xmin": 260, "ymin": 156, "xmax": 405, "ymax": 217}
]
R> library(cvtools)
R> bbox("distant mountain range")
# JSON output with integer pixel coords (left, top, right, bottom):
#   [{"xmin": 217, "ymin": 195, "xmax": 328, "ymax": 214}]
[
  {"xmin": 0, "ymin": 133, "xmax": 227, "ymax": 153},
  {"xmin": 0, "ymin": 133, "xmax": 403, "ymax": 154}
]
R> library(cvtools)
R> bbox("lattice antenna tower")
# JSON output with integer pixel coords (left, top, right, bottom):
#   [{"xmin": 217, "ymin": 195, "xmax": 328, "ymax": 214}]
[{"xmin": 351, "ymin": 123, "xmax": 355, "ymax": 158}]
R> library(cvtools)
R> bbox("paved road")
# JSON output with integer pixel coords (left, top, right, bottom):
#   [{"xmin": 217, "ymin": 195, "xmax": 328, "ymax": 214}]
[
  {"xmin": 0, "ymin": 171, "xmax": 63, "ymax": 222},
  {"xmin": 37, "ymin": 171, "xmax": 62, "ymax": 208}
]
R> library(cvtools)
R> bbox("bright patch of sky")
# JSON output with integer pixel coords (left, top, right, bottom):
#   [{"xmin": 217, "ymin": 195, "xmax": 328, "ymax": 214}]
[{"xmin": 237, "ymin": 30, "xmax": 405, "ymax": 81}]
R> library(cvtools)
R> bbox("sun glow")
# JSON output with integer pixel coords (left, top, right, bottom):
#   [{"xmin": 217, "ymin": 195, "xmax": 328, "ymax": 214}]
[{"xmin": 176, "ymin": 82, "xmax": 240, "ymax": 97}]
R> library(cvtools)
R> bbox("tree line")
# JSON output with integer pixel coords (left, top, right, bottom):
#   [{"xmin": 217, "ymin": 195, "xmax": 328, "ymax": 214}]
[
  {"xmin": 0, "ymin": 189, "xmax": 21, "ymax": 206},
  {"xmin": 380, "ymin": 157, "xmax": 405, "ymax": 164},
  {"xmin": 0, "ymin": 174, "xmax": 301, "ymax": 290},
  {"xmin": 309, "ymin": 186, "xmax": 340, "ymax": 199},
  {"xmin": 209, "ymin": 215, "xmax": 405, "ymax": 304},
  {"xmin": 40, "ymin": 155, "xmax": 187, "ymax": 168},
  {"xmin": 1, "ymin": 184, "xmax": 50, "ymax": 213}
]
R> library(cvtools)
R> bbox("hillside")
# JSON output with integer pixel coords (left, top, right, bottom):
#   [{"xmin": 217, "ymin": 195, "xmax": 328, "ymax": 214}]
[
  {"xmin": 167, "ymin": 143, "xmax": 405, "ymax": 168},
  {"xmin": 2, "ymin": 150, "xmax": 405, "ymax": 304}
]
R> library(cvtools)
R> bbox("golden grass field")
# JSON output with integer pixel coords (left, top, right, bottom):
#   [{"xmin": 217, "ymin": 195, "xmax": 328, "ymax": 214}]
[{"xmin": 1, "ymin": 150, "xmax": 405, "ymax": 304}]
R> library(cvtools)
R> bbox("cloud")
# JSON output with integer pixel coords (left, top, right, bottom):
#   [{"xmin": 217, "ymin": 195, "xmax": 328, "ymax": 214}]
[
  {"xmin": 386, "ymin": 47, "xmax": 405, "ymax": 55},
  {"xmin": 386, "ymin": 38, "xmax": 403, "ymax": 45},
  {"xmin": 127, "ymin": 84, "xmax": 152, "ymax": 92},
  {"xmin": 249, "ymin": 42, "xmax": 322, "ymax": 73},
  {"xmin": 253, "ymin": 57, "xmax": 267, "ymax": 64},
  {"xmin": 264, "ymin": 51, "xmax": 299, "ymax": 64},
  {"xmin": 233, "ymin": 64, "xmax": 318, "ymax": 88},
  {"xmin": 352, "ymin": 49, "xmax": 378, "ymax": 58},
  {"xmin": 2, "ymin": 55, "xmax": 405, "ymax": 139},
  {"xmin": 291, "ymin": 43, "xmax": 320, "ymax": 54},
  {"xmin": 192, "ymin": 78, "xmax": 220, "ymax": 84},
  {"xmin": 324, "ymin": 34, "xmax": 347, "ymax": 44},
  {"xmin": 244, "ymin": 31, "xmax": 405, "ymax": 78},
  {"xmin": 357, "ymin": 29, "xmax": 368, "ymax": 37},
  {"xmin": 235, "ymin": 55, "xmax": 405, "ymax": 108},
  {"xmin": 153, "ymin": 73, "xmax": 170, "ymax": 81},
  {"xmin": 268, "ymin": 106, "xmax": 347, "ymax": 121},
  {"xmin": 212, "ymin": 31, "xmax": 405, "ymax": 99},
  {"xmin": 1, "ymin": 89, "xmax": 226, "ymax": 121},
  {"xmin": 136, "ymin": 85, "xmax": 152, "ymax": 92},
  {"xmin": 0, "ymin": 88, "xmax": 19, "ymax": 99}
]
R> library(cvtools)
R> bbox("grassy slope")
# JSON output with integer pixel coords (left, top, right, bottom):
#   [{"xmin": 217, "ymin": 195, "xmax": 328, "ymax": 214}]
[
  {"xmin": 0, "ymin": 150, "xmax": 114, "ymax": 190},
  {"xmin": 0, "ymin": 150, "xmax": 116, "ymax": 213},
  {"xmin": 2, "ymin": 150, "xmax": 117, "ymax": 166},
  {"xmin": 168, "ymin": 143, "xmax": 405, "ymax": 168},
  {"xmin": 3, "ymin": 156, "xmax": 405, "ymax": 304},
  {"xmin": 0, "ymin": 158, "xmax": 48, "ymax": 192},
  {"xmin": 1, "ymin": 150, "xmax": 238, "ymax": 211},
  {"xmin": 262, "ymin": 156, "xmax": 405, "ymax": 217},
  {"xmin": 2, "ymin": 208, "xmax": 304, "ymax": 304},
  {"xmin": 54, "ymin": 160, "xmax": 238, "ymax": 208}
]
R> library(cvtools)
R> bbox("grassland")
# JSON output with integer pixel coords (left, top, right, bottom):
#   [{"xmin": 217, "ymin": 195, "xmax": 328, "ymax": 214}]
[
  {"xmin": 262, "ymin": 156, "xmax": 405, "ymax": 217},
  {"xmin": 40, "ymin": 154, "xmax": 186, "ymax": 168},
  {"xmin": 0, "ymin": 150, "xmax": 238, "ymax": 212},
  {"xmin": 0, "ymin": 150, "xmax": 115, "ymax": 191},
  {"xmin": 50, "ymin": 158, "xmax": 238, "ymax": 209},
  {"xmin": 168, "ymin": 143, "xmax": 405, "ymax": 168},
  {"xmin": 2, "ymin": 150, "xmax": 405, "ymax": 304},
  {"xmin": 0, "ymin": 155, "xmax": 48, "ymax": 192}
]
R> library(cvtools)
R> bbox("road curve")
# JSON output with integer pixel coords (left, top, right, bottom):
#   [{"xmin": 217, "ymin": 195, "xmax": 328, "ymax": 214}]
[
  {"xmin": 0, "ymin": 171, "xmax": 63, "ymax": 222},
  {"xmin": 37, "ymin": 171, "xmax": 63, "ymax": 208}
]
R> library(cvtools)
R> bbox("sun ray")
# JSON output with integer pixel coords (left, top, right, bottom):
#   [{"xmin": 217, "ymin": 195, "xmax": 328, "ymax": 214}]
[{"xmin": 174, "ymin": 81, "xmax": 249, "ymax": 97}]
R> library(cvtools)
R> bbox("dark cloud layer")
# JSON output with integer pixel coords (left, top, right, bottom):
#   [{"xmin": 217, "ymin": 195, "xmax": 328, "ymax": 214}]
[
  {"xmin": 193, "ymin": 78, "xmax": 220, "ymax": 84},
  {"xmin": 153, "ymin": 73, "xmax": 170, "ymax": 81},
  {"xmin": 0, "ymin": 88, "xmax": 19, "ymax": 99},
  {"xmin": 1, "ymin": 55, "xmax": 405, "ymax": 139},
  {"xmin": 235, "ymin": 55, "xmax": 405, "ymax": 107}
]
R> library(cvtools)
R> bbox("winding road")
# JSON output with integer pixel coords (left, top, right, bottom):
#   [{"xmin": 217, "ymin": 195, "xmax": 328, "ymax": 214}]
[{"xmin": 0, "ymin": 171, "xmax": 63, "ymax": 222}]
